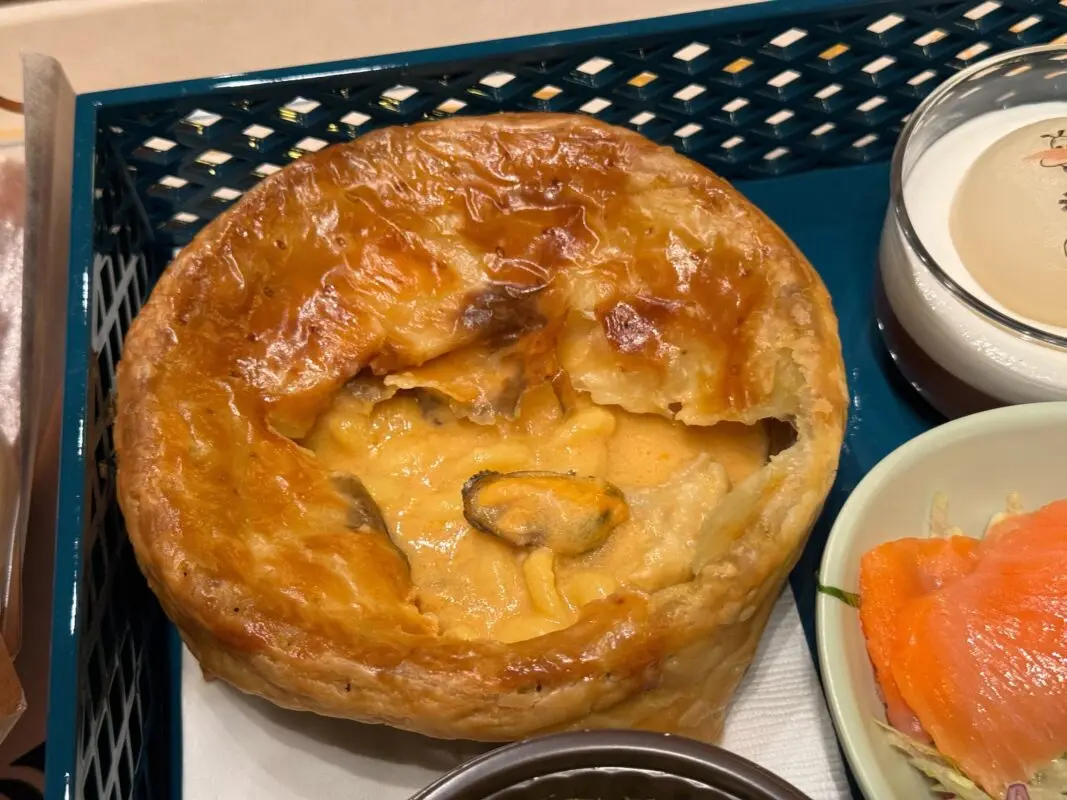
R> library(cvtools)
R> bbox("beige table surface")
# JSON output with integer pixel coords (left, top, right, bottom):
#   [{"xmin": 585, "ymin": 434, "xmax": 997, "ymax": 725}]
[{"xmin": 0, "ymin": 0, "xmax": 760, "ymax": 98}]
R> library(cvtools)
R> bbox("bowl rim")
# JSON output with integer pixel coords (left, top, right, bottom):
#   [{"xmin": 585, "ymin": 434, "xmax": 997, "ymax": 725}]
[
  {"xmin": 888, "ymin": 42, "xmax": 1067, "ymax": 351},
  {"xmin": 816, "ymin": 400, "xmax": 1067, "ymax": 800},
  {"xmin": 409, "ymin": 729, "xmax": 813, "ymax": 800}
]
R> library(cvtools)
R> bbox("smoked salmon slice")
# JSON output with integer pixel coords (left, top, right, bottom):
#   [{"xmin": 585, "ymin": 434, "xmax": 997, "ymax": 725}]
[
  {"xmin": 858, "ymin": 536, "xmax": 980, "ymax": 740},
  {"xmin": 883, "ymin": 499, "xmax": 1067, "ymax": 797}
]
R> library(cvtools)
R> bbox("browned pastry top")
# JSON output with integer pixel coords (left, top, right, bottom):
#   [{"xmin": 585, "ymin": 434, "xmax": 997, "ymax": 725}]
[{"xmin": 115, "ymin": 113, "xmax": 846, "ymax": 740}]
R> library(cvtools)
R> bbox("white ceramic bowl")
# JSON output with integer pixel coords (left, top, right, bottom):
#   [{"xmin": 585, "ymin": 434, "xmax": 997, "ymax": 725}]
[{"xmin": 816, "ymin": 402, "xmax": 1067, "ymax": 800}]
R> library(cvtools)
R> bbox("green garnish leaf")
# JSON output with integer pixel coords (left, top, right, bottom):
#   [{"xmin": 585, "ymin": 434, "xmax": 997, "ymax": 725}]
[{"xmin": 817, "ymin": 581, "xmax": 860, "ymax": 608}]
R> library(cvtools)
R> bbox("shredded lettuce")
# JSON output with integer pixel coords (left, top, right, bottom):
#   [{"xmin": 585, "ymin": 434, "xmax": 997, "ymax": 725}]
[
  {"xmin": 878, "ymin": 721, "xmax": 992, "ymax": 800},
  {"xmin": 878, "ymin": 721, "xmax": 1067, "ymax": 799},
  {"xmin": 1030, "ymin": 758, "xmax": 1067, "ymax": 798}
]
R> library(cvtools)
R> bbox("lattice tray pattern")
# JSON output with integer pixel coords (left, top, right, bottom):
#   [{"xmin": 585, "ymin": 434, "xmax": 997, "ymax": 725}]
[
  {"xmin": 69, "ymin": 139, "xmax": 174, "ymax": 800},
  {"xmin": 101, "ymin": 0, "xmax": 1067, "ymax": 250},
  {"xmin": 46, "ymin": 1, "xmax": 1067, "ymax": 799}
]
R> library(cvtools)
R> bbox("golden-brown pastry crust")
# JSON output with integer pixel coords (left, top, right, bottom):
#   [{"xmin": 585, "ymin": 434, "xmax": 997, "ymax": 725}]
[{"xmin": 115, "ymin": 113, "xmax": 847, "ymax": 740}]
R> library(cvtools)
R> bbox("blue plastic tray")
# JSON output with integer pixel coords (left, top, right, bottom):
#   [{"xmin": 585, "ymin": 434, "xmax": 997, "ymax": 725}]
[{"xmin": 48, "ymin": 0, "xmax": 1064, "ymax": 797}]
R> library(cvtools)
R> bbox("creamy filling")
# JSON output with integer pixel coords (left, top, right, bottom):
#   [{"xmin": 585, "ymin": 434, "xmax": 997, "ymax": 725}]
[{"xmin": 303, "ymin": 380, "xmax": 769, "ymax": 642}]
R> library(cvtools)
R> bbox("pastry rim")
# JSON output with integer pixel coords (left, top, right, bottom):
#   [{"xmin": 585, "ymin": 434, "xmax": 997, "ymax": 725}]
[{"xmin": 114, "ymin": 112, "xmax": 848, "ymax": 740}]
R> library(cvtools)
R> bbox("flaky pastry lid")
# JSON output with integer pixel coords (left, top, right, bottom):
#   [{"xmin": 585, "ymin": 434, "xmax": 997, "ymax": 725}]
[{"xmin": 115, "ymin": 113, "xmax": 846, "ymax": 737}]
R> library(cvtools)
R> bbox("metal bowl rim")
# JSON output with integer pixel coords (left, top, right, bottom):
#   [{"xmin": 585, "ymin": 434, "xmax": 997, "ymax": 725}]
[{"xmin": 410, "ymin": 730, "xmax": 813, "ymax": 800}]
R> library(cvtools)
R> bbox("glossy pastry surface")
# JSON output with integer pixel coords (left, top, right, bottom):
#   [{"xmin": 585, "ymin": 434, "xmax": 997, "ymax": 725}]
[{"xmin": 115, "ymin": 113, "xmax": 847, "ymax": 741}]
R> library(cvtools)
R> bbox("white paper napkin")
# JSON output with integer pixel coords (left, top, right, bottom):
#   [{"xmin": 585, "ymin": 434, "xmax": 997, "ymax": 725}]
[
  {"xmin": 722, "ymin": 586, "xmax": 851, "ymax": 799},
  {"xmin": 182, "ymin": 585, "xmax": 850, "ymax": 799}
]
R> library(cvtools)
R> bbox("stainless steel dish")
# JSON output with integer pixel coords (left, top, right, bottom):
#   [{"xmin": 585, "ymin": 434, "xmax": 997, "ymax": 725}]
[{"xmin": 410, "ymin": 731, "xmax": 813, "ymax": 800}]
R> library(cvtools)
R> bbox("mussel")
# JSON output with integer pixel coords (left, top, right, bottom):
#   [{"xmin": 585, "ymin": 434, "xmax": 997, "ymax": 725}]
[
  {"xmin": 332, "ymin": 473, "xmax": 389, "ymax": 536},
  {"xmin": 461, "ymin": 470, "xmax": 629, "ymax": 556}
]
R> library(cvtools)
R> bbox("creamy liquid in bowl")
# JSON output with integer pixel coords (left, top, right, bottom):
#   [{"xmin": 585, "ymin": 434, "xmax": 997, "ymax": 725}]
[
  {"xmin": 877, "ymin": 102, "xmax": 1067, "ymax": 413},
  {"xmin": 904, "ymin": 101, "xmax": 1067, "ymax": 341},
  {"xmin": 950, "ymin": 117, "xmax": 1067, "ymax": 330}
]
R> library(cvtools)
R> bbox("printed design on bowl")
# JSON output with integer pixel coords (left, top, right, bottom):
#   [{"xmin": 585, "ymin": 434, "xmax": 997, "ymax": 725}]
[
  {"xmin": 1030, "ymin": 128, "xmax": 1067, "ymax": 168},
  {"xmin": 1028, "ymin": 129, "xmax": 1067, "ymax": 258}
]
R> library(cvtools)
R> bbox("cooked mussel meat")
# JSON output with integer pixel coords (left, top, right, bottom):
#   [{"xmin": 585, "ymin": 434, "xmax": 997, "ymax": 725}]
[
  {"xmin": 461, "ymin": 470, "xmax": 629, "ymax": 556},
  {"xmin": 332, "ymin": 473, "xmax": 389, "ymax": 536}
]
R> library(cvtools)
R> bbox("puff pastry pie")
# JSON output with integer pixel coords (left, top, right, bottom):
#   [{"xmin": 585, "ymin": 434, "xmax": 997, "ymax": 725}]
[{"xmin": 115, "ymin": 113, "xmax": 847, "ymax": 741}]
